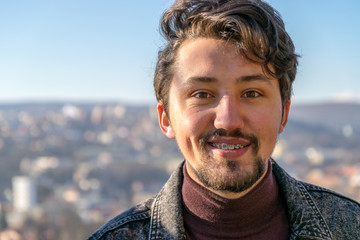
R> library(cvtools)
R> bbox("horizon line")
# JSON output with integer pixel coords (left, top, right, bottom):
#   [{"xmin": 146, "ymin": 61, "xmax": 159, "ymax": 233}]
[{"xmin": 0, "ymin": 98, "xmax": 359, "ymax": 106}]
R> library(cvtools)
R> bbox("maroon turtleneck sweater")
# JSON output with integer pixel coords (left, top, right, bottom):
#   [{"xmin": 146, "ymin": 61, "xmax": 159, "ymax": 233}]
[{"xmin": 182, "ymin": 162, "xmax": 290, "ymax": 240}]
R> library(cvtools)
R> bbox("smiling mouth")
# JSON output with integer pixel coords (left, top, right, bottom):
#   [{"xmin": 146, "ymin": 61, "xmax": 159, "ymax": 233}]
[{"xmin": 210, "ymin": 143, "xmax": 249, "ymax": 150}]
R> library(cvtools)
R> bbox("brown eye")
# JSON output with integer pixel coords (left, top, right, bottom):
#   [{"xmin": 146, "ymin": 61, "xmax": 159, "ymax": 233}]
[
  {"xmin": 243, "ymin": 91, "xmax": 261, "ymax": 98},
  {"xmin": 194, "ymin": 92, "xmax": 211, "ymax": 98}
]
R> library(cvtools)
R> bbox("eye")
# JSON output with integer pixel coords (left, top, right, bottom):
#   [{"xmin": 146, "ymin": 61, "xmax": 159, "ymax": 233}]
[
  {"xmin": 242, "ymin": 90, "xmax": 261, "ymax": 98},
  {"xmin": 192, "ymin": 91, "xmax": 213, "ymax": 99}
]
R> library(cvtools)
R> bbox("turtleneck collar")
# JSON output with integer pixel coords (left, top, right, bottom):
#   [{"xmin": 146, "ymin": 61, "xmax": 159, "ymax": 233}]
[{"xmin": 181, "ymin": 160, "xmax": 290, "ymax": 239}]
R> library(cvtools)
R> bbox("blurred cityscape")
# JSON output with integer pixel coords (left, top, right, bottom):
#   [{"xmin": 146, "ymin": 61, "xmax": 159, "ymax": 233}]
[{"xmin": 0, "ymin": 101, "xmax": 359, "ymax": 240}]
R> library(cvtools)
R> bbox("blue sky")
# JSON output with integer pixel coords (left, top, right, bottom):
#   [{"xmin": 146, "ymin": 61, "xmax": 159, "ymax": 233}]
[{"xmin": 0, "ymin": 0, "xmax": 359, "ymax": 104}]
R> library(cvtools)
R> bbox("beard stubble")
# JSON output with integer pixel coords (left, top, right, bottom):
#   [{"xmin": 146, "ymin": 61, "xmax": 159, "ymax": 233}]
[{"xmin": 193, "ymin": 129, "xmax": 267, "ymax": 193}]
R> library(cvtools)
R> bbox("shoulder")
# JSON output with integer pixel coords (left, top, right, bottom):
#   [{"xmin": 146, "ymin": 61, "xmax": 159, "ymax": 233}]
[
  {"xmin": 87, "ymin": 198, "xmax": 154, "ymax": 240},
  {"xmin": 301, "ymin": 181, "xmax": 360, "ymax": 235},
  {"xmin": 272, "ymin": 160, "xmax": 359, "ymax": 212},
  {"xmin": 271, "ymin": 161, "xmax": 360, "ymax": 237},
  {"xmin": 301, "ymin": 181, "xmax": 360, "ymax": 212}
]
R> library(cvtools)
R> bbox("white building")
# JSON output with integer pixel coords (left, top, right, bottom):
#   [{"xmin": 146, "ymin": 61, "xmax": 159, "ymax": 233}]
[{"xmin": 12, "ymin": 176, "xmax": 37, "ymax": 212}]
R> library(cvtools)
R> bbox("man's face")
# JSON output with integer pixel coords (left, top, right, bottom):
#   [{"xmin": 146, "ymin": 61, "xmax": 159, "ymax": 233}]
[{"xmin": 158, "ymin": 38, "xmax": 290, "ymax": 197}]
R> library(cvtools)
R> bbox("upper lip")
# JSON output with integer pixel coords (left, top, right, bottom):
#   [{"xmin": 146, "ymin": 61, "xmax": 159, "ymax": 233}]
[{"xmin": 207, "ymin": 137, "xmax": 251, "ymax": 146}]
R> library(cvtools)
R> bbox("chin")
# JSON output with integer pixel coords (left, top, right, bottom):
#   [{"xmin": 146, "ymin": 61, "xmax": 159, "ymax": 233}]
[{"xmin": 195, "ymin": 157, "xmax": 267, "ymax": 193}]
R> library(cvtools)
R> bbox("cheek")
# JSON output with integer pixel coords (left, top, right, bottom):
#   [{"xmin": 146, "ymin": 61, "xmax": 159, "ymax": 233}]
[
  {"xmin": 248, "ymin": 108, "xmax": 282, "ymax": 140},
  {"xmin": 173, "ymin": 109, "xmax": 213, "ymax": 150},
  {"xmin": 182, "ymin": 111, "xmax": 211, "ymax": 138}
]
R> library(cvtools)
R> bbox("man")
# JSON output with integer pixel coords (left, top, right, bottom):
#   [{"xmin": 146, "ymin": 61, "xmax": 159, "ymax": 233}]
[{"xmin": 89, "ymin": 0, "xmax": 360, "ymax": 239}]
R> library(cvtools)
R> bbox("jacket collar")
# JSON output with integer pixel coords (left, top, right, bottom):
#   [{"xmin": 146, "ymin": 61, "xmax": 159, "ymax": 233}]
[
  {"xmin": 271, "ymin": 160, "xmax": 332, "ymax": 240},
  {"xmin": 149, "ymin": 161, "xmax": 186, "ymax": 240}
]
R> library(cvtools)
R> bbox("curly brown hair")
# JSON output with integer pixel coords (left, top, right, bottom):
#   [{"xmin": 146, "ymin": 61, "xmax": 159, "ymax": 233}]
[{"xmin": 154, "ymin": 0, "xmax": 299, "ymax": 113}]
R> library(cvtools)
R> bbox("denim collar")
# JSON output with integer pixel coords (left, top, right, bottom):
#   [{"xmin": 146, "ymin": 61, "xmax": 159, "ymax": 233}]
[
  {"xmin": 149, "ymin": 161, "xmax": 186, "ymax": 240},
  {"xmin": 272, "ymin": 160, "xmax": 332, "ymax": 240}
]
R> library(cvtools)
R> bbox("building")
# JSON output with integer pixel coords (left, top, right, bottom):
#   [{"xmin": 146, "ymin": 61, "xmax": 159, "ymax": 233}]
[{"xmin": 12, "ymin": 176, "xmax": 37, "ymax": 212}]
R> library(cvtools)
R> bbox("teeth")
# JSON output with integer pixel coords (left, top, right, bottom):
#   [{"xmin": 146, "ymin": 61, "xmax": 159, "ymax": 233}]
[{"xmin": 211, "ymin": 143, "xmax": 245, "ymax": 150}]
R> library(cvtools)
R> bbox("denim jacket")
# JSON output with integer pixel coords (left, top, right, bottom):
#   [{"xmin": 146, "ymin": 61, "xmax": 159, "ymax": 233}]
[{"xmin": 88, "ymin": 160, "xmax": 360, "ymax": 240}]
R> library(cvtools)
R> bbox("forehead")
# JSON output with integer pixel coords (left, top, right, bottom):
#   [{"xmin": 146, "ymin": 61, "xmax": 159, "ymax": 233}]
[
  {"xmin": 175, "ymin": 38, "xmax": 241, "ymax": 68},
  {"xmin": 173, "ymin": 38, "xmax": 276, "ymax": 85}
]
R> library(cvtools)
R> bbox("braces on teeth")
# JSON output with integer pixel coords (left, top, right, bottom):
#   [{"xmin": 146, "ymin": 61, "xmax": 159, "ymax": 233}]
[{"xmin": 211, "ymin": 143, "xmax": 245, "ymax": 150}]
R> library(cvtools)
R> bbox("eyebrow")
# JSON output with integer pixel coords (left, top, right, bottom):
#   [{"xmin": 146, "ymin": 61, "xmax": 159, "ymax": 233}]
[
  {"xmin": 185, "ymin": 76, "xmax": 217, "ymax": 84},
  {"xmin": 185, "ymin": 74, "xmax": 274, "ymax": 86},
  {"xmin": 237, "ymin": 74, "xmax": 274, "ymax": 87}
]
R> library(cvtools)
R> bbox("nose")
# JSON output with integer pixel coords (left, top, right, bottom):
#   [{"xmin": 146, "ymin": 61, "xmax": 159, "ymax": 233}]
[{"xmin": 213, "ymin": 95, "xmax": 245, "ymax": 131}]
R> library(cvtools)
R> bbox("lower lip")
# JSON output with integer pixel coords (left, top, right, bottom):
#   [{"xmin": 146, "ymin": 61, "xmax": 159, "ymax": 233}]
[{"xmin": 207, "ymin": 143, "xmax": 250, "ymax": 158}]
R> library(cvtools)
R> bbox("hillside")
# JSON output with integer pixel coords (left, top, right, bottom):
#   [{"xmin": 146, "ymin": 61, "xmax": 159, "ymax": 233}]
[{"xmin": 0, "ymin": 101, "xmax": 358, "ymax": 237}]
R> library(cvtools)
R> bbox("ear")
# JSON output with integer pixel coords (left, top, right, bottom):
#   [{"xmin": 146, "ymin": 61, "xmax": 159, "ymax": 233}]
[
  {"xmin": 279, "ymin": 99, "xmax": 291, "ymax": 133},
  {"xmin": 157, "ymin": 102, "xmax": 175, "ymax": 139}
]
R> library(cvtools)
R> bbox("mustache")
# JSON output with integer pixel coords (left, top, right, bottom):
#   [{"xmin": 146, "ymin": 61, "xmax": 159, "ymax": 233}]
[{"xmin": 199, "ymin": 129, "xmax": 259, "ymax": 152}]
